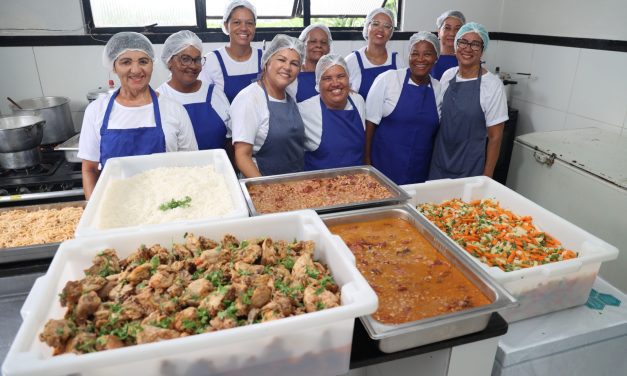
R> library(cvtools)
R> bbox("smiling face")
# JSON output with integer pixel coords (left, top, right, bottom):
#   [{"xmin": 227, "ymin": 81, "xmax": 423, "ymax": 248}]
[
  {"xmin": 438, "ymin": 17, "xmax": 463, "ymax": 53},
  {"xmin": 367, "ymin": 13, "xmax": 393, "ymax": 46},
  {"xmin": 114, "ymin": 50, "xmax": 153, "ymax": 92},
  {"xmin": 305, "ymin": 28, "xmax": 330, "ymax": 67},
  {"xmin": 225, "ymin": 6, "xmax": 256, "ymax": 47},
  {"xmin": 319, "ymin": 64, "xmax": 350, "ymax": 110},
  {"xmin": 264, "ymin": 48, "xmax": 301, "ymax": 94},
  {"xmin": 408, "ymin": 41, "xmax": 437, "ymax": 83},
  {"xmin": 455, "ymin": 32, "xmax": 484, "ymax": 68},
  {"xmin": 168, "ymin": 46, "xmax": 202, "ymax": 87}
]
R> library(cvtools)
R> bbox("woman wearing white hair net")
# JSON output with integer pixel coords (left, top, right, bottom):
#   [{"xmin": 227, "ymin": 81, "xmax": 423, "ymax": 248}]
[
  {"xmin": 365, "ymin": 32, "xmax": 442, "ymax": 185},
  {"xmin": 157, "ymin": 30, "xmax": 231, "ymax": 151},
  {"xmin": 78, "ymin": 31, "xmax": 197, "ymax": 199},
  {"xmin": 429, "ymin": 22, "xmax": 508, "ymax": 180},
  {"xmin": 344, "ymin": 7, "xmax": 405, "ymax": 100},
  {"xmin": 297, "ymin": 54, "xmax": 366, "ymax": 171},
  {"xmin": 231, "ymin": 34, "xmax": 306, "ymax": 177},
  {"xmin": 431, "ymin": 10, "xmax": 465, "ymax": 80},
  {"xmin": 292, "ymin": 24, "xmax": 332, "ymax": 102},
  {"xmin": 200, "ymin": 0, "xmax": 262, "ymax": 103}
]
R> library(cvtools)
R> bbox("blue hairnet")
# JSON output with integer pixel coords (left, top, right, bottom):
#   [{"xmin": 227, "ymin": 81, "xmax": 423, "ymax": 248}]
[
  {"xmin": 455, "ymin": 22, "xmax": 489, "ymax": 52},
  {"xmin": 314, "ymin": 54, "xmax": 348, "ymax": 92},
  {"xmin": 222, "ymin": 0, "xmax": 257, "ymax": 35},
  {"xmin": 261, "ymin": 34, "xmax": 305, "ymax": 69},
  {"xmin": 436, "ymin": 10, "xmax": 466, "ymax": 29},
  {"xmin": 408, "ymin": 31, "xmax": 441, "ymax": 59},
  {"xmin": 102, "ymin": 32, "xmax": 154, "ymax": 70},
  {"xmin": 161, "ymin": 30, "xmax": 203, "ymax": 66},
  {"xmin": 362, "ymin": 7, "xmax": 395, "ymax": 40}
]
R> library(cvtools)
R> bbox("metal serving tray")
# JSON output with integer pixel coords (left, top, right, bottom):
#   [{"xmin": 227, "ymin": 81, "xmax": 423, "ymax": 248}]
[
  {"xmin": 54, "ymin": 133, "xmax": 80, "ymax": 163},
  {"xmin": 322, "ymin": 204, "xmax": 516, "ymax": 353},
  {"xmin": 239, "ymin": 165, "xmax": 410, "ymax": 216},
  {"xmin": 0, "ymin": 201, "xmax": 86, "ymax": 264}
]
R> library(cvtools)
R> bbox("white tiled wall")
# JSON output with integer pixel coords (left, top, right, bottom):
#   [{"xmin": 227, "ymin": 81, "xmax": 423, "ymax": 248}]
[{"xmin": 491, "ymin": 40, "xmax": 627, "ymax": 136}]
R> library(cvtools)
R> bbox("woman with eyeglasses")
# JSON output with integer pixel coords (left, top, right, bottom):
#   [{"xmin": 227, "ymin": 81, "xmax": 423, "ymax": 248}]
[
  {"xmin": 231, "ymin": 35, "xmax": 306, "ymax": 177},
  {"xmin": 200, "ymin": 0, "xmax": 261, "ymax": 103},
  {"xmin": 429, "ymin": 22, "xmax": 508, "ymax": 180},
  {"xmin": 157, "ymin": 30, "xmax": 231, "ymax": 151},
  {"xmin": 430, "ymin": 10, "xmax": 465, "ymax": 80},
  {"xmin": 345, "ymin": 7, "xmax": 405, "ymax": 100},
  {"xmin": 365, "ymin": 32, "xmax": 442, "ymax": 185},
  {"xmin": 78, "ymin": 32, "xmax": 198, "ymax": 199},
  {"xmin": 291, "ymin": 24, "xmax": 333, "ymax": 103}
]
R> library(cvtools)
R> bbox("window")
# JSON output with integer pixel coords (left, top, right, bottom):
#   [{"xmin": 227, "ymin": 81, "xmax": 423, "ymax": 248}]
[{"xmin": 84, "ymin": 0, "xmax": 401, "ymax": 32}]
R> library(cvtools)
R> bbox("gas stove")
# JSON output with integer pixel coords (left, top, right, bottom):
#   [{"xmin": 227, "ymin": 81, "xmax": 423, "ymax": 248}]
[{"xmin": 0, "ymin": 149, "xmax": 83, "ymax": 206}]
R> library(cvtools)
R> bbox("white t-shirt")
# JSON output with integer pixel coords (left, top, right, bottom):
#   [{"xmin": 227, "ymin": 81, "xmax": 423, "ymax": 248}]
[
  {"xmin": 77, "ymin": 94, "xmax": 198, "ymax": 164},
  {"xmin": 156, "ymin": 80, "xmax": 232, "ymax": 137},
  {"xmin": 345, "ymin": 46, "xmax": 407, "ymax": 95},
  {"xmin": 439, "ymin": 67, "xmax": 509, "ymax": 127},
  {"xmin": 199, "ymin": 46, "xmax": 262, "ymax": 92},
  {"xmin": 366, "ymin": 68, "xmax": 442, "ymax": 125},
  {"xmin": 230, "ymin": 82, "xmax": 291, "ymax": 153},
  {"xmin": 298, "ymin": 92, "xmax": 366, "ymax": 151}
]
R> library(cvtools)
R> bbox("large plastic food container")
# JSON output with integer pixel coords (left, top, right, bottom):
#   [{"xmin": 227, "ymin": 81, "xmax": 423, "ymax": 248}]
[
  {"xmin": 75, "ymin": 149, "xmax": 249, "ymax": 238},
  {"xmin": 401, "ymin": 176, "xmax": 619, "ymax": 322},
  {"xmin": 2, "ymin": 210, "xmax": 377, "ymax": 376}
]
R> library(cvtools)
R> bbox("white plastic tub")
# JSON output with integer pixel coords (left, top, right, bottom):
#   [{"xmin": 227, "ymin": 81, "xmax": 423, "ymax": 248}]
[
  {"xmin": 401, "ymin": 176, "xmax": 619, "ymax": 322},
  {"xmin": 2, "ymin": 210, "xmax": 377, "ymax": 376},
  {"xmin": 75, "ymin": 150, "xmax": 249, "ymax": 238}
]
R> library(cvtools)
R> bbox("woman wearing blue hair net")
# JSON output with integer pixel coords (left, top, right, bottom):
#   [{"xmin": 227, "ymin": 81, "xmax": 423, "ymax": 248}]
[
  {"xmin": 344, "ymin": 7, "xmax": 405, "ymax": 100},
  {"xmin": 429, "ymin": 22, "xmax": 508, "ymax": 180},
  {"xmin": 78, "ymin": 32, "xmax": 198, "ymax": 199},
  {"xmin": 431, "ymin": 10, "xmax": 465, "ymax": 80},
  {"xmin": 200, "ymin": 0, "xmax": 262, "ymax": 103}
]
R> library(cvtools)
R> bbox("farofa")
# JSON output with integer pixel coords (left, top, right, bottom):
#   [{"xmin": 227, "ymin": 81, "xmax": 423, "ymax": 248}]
[{"xmin": 0, "ymin": 206, "xmax": 83, "ymax": 248}]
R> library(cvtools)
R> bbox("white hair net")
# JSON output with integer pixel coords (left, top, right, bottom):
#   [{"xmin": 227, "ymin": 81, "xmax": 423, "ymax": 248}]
[
  {"xmin": 222, "ymin": 0, "xmax": 257, "ymax": 35},
  {"xmin": 261, "ymin": 34, "xmax": 305, "ymax": 70},
  {"xmin": 314, "ymin": 54, "xmax": 348, "ymax": 92},
  {"xmin": 408, "ymin": 31, "xmax": 441, "ymax": 59},
  {"xmin": 102, "ymin": 32, "xmax": 154, "ymax": 70},
  {"xmin": 161, "ymin": 30, "xmax": 203, "ymax": 66},
  {"xmin": 455, "ymin": 22, "xmax": 490, "ymax": 52},
  {"xmin": 362, "ymin": 7, "xmax": 395, "ymax": 40},
  {"xmin": 436, "ymin": 10, "xmax": 466, "ymax": 29},
  {"xmin": 298, "ymin": 24, "xmax": 333, "ymax": 43}
]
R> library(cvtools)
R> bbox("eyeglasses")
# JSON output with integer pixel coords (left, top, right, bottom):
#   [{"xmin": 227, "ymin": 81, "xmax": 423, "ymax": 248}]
[
  {"xmin": 369, "ymin": 20, "xmax": 393, "ymax": 31},
  {"xmin": 174, "ymin": 54, "xmax": 206, "ymax": 66},
  {"xmin": 456, "ymin": 38, "xmax": 483, "ymax": 52}
]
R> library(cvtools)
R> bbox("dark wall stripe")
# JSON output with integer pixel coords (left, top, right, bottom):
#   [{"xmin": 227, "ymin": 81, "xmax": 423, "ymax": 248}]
[{"xmin": 0, "ymin": 31, "xmax": 625, "ymax": 52}]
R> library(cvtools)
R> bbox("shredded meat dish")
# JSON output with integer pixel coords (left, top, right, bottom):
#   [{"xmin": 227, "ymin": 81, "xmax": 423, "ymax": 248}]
[
  {"xmin": 329, "ymin": 218, "xmax": 491, "ymax": 324},
  {"xmin": 39, "ymin": 234, "xmax": 340, "ymax": 355},
  {"xmin": 247, "ymin": 174, "xmax": 394, "ymax": 214}
]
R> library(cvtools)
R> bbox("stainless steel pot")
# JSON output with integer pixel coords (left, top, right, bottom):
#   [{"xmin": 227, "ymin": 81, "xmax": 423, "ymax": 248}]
[
  {"xmin": 11, "ymin": 96, "xmax": 75, "ymax": 145},
  {"xmin": 0, "ymin": 115, "xmax": 45, "ymax": 153}
]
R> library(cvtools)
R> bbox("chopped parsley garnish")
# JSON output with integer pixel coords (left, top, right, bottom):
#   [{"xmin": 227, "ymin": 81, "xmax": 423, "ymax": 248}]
[{"xmin": 159, "ymin": 196, "xmax": 192, "ymax": 211}]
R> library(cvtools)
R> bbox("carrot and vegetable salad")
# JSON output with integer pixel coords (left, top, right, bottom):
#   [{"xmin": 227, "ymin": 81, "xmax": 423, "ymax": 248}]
[{"xmin": 417, "ymin": 199, "xmax": 578, "ymax": 272}]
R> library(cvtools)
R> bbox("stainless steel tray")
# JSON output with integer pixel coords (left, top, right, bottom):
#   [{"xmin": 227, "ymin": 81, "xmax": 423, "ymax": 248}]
[
  {"xmin": 54, "ymin": 133, "xmax": 80, "ymax": 162},
  {"xmin": 0, "ymin": 201, "xmax": 86, "ymax": 264},
  {"xmin": 239, "ymin": 165, "xmax": 410, "ymax": 216},
  {"xmin": 322, "ymin": 204, "xmax": 516, "ymax": 353}
]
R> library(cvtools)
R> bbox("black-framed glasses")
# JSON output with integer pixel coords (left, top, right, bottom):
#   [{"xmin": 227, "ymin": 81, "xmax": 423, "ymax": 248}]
[
  {"xmin": 175, "ymin": 54, "xmax": 206, "ymax": 66},
  {"xmin": 456, "ymin": 38, "xmax": 483, "ymax": 52}
]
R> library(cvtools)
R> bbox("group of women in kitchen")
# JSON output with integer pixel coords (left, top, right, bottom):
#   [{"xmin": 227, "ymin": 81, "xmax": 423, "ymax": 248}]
[{"xmin": 78, "ymin": 0, "xmax": 508, "ymax": 199}]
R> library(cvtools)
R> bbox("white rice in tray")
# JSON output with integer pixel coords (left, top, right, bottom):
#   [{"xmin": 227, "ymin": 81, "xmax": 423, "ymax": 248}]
[{"xmin": 97, "ymin": 165, "xmax": 234, "ymax": 229}]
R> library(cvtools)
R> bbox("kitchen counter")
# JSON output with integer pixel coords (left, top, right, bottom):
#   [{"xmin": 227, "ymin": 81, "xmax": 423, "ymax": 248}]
[{"xmin": 1, "ymin": 261, "xmax": 507, "ymax": 374}]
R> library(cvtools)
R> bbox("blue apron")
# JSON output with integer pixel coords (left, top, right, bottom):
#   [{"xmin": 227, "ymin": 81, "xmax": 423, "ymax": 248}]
[
  {"xmin": 255, "ymin": 83, "xmax": 305, "ymax": 176},
  {"xmin": 214, "ymin": 49, "xmax": 262, "ymax": 103},
  {"xmin": 182, "ymin": 83, "xmax": 227, "ymax": 150},
  {"xmin": 371, "ymin": 69, "xmax": 440, "ymax": 185},
  {"xmin": 304, "ymin": 96, "xmax": 364, "ymax": 171},
  {"xmin": 430, "ymin": 54, "xmax": 458, "ymax": 80},
  {"xmin": 295, "ymin": 71, "xmax": 317, "ymax": 103},
  {"xmin": 99, "ymin": 87, "xmax": 166, "ymax": 168},
  {"xmin": 354, "ymin": 50, "xmax": 397, "ymax": 100},
  {"xmin": 429, "ymin": 67, "xmax": 486, "ymax": 179}
]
